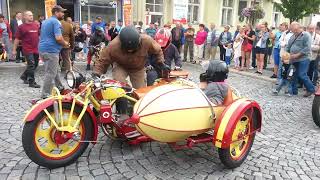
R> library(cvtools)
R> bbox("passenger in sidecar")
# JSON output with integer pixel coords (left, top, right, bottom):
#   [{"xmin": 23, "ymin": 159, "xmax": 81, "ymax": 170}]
[{"xmin": 200, "ymin": 60, "xmax": 230, "ymax": 105}]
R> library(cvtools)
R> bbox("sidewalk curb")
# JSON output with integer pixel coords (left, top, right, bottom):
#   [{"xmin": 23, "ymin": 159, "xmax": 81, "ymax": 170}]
[{"xmin": 229, "ymin": 69, "xmax": 277, "ymax": 83}]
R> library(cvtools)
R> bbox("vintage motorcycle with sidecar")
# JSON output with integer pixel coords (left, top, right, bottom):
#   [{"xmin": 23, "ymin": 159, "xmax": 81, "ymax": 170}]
[{"xmin": 22, "ymin": 70, "xmax": 262, "ymax": 169}]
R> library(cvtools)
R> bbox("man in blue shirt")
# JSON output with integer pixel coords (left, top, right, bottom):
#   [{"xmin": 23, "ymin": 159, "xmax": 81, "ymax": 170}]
[
  {"xmin": 39, "ymin": 5, "xmax": 69, "ymax": 98},
  {"xmin": 91, "ymin": 16, "xmax": 106, "ymax": 34}
]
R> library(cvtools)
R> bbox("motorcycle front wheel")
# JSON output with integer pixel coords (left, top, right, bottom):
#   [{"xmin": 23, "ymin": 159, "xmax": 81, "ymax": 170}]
[
  {"xmin": 22, "ymin": 103, "xmax": 93, "ymax": 169},
  {"xmin": 312, "ymin": 95, "xmax": 320, "ymax": 127}
]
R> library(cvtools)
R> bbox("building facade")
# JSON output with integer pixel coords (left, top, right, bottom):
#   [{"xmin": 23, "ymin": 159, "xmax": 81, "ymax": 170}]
[
  {"xmin": 131, "ymin": 0, "xmax": 313, "ymax": 31},
  {"xmin": 0, "ymin": 0, "xmax": 123, "ymax": 23},
  {"xmin": 0, "ymin": 0, "xmax": 314, "ymax": 28}
]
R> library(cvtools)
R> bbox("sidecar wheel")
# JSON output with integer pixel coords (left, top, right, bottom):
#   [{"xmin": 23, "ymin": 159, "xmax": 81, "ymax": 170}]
[
  {"xmin": 312, "ymin": 95, "xmax": 320, "ymax": 127},
  {"xmin": 218, "ymin": 113, "xmax": 255, "ymax": 169},
  {"xmin": 22, "ymin": 103, "xmax": 93, "ymax": 169}
]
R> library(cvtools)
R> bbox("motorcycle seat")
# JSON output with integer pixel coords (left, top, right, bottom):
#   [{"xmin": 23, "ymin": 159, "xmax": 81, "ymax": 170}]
[{"xmin": 169, "ymin": 70, "xmax": 189, "ymax": 78}]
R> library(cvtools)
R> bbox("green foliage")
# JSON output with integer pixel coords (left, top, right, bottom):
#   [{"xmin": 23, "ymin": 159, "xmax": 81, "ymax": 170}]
[{"xmin": 275, "ymin": 0, "xmax": 320, "ymax": 22}]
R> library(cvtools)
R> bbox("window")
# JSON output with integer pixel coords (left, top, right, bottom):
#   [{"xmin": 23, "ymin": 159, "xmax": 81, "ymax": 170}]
[
  {"xmin": 146, "ymin": 0, "xmax": 163, "ymax": 13},
  {"xmin": 251, "ymin": 0, "xmax": 261, "ymax": 6},
  {"xmin": 188, "ymin": 0, "xmax": 200, "ymax": 24},
  {"xmin": 238, "ymin": 0, "xmax": 247, "ymax": 16},
  {"xmin": 221, "ymin": 0, "xmax": 234, "ymax": 25},
  {"xmin": 273, "ymin": 5, "xmax": 281, "ymax": 28}
]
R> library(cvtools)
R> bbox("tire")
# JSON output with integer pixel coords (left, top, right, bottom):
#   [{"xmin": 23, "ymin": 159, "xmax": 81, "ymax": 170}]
[
  {"xmin": 218, "ymin": 111, "xmax": 256, "ymax": 169},
  {"xmin": 312, "ymin": 95, "xmax": 320, "ymax": 127},
  {"xmin": 22, "ymin": 103, "xmax": 93, "ymax": 169}
]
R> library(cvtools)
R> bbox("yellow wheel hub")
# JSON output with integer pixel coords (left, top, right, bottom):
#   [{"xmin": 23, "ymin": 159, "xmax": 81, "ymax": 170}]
[
  {"xmin": 34, "ymin": 112, "xmax": 84, "ymax": 159},
  {"xmin": 229, "ymin": 115, "xmax": 250, "ymax": 160}
]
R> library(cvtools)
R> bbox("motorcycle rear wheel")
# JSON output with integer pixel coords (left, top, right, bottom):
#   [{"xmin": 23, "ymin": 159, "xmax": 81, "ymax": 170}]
[
  {"xmin": 312, "ymin": 95, "xmax": 320, "ymax": 127},
  {"xmin": 218, "ymin": 110, "xmax": 255, "ymax": 169},
  {"xmin": 22, "ymin": 103, "xmax": 93, "ymax": 169}
]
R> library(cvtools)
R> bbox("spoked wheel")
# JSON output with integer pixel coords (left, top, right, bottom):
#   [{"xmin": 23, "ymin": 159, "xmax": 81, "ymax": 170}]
[
  {"xmin": 22, "ymin": 103, "xmax": 93, "ymax": 169},
  {"xmin": 218, "ymin": 110, "xmax": 255, "ymax": 169},
  {"xmin": 312, "ymin": 95, "xmax": 320, "ymax": 127}
]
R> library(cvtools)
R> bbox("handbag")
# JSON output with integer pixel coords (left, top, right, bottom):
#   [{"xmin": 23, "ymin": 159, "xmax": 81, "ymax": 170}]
[
  {"xmin": 282, "ymin": 32, "xmax": 303, "ymax": 61},
  {"xmin": 73, "ymin": 42, "xmax": 84, "ymax": 53}
]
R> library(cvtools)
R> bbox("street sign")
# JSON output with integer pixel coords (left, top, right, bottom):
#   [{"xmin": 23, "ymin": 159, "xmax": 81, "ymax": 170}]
[
  {"xmin": 173, "ymin": 0, "xmax": 188, "ymax": 24},
  {"xmin": 109, "ymin": 1, "xmax": 117, "ymax": 8}
]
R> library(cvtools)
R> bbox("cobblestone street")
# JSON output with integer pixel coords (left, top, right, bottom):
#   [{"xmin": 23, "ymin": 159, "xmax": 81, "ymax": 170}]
[{"xmin": 0, "ymin": 62, "xmax": 319, "ymax": 180}]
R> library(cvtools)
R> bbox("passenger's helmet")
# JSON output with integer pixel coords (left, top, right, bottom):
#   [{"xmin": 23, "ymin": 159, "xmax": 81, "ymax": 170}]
[
  {"xmin": 119, "ymin": 26, "xmax": 141, "ymax": 51},
  {"xmin": 96, "ymin": 26, "xmax": 104, "ymax": 33},
  {"xmin": 206, "ymin": 60, "xmax": 229, "ymax": 82},
  {"xmin": 155, "ymin": 28, "xmax": 171, "ymax": 49}
]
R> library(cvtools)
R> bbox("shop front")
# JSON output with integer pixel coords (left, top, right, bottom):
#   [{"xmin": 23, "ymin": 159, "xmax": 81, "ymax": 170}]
[
  {"xmin": 2, "ymin": 0, "xmax": 123, "ymax": 24},
  {"xmin": 8, "ymin": 0, "xmax": 45, "ymax": 20},
  {"xmin": 79, "ymin": 0, "xmax": 122, "ymax": 23}
]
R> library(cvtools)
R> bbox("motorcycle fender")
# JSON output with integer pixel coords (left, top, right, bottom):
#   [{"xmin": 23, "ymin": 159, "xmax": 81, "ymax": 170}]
[
  {"xmin": 23, "ymin": 97, "xmax": 98, "ymax": 143},
  {"xmin": 315, "ymin": 88, "xmax": 320, "ymax": 96},
  {"xmin": 213, "ymin": 99, "xmax": 262, "ymax": 149}
]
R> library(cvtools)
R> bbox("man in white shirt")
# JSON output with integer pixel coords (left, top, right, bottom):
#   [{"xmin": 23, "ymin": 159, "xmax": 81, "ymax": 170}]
[{"xmin": 307, "ymin": 24, "xmax": 320, "ymax": 85}]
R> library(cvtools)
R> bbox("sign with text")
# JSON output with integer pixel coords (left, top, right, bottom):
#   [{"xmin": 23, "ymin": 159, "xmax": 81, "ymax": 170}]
[
  {"xmin": 123, "ymin": 4, "xmax": 132, "ymax": 26},
  {"xmin": 45, "ymin": 0, "xmax": 56, "ymax": 18},
  {"xmin": 172, "ymin": 0, "xmax": 188, "ymax": 24}
]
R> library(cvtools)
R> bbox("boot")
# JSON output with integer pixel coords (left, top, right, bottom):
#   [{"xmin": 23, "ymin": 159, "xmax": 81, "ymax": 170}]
[
  {"xmin": 86, "ymin": 64, "xmax": 91, "ymax": 71},
  {"xmin": 29, "ymin": 81, "xmax": 41, "ymax": 88},
  {"xmin": 20, "ymin": 75, "xmax": 28, "ymax": 84}
]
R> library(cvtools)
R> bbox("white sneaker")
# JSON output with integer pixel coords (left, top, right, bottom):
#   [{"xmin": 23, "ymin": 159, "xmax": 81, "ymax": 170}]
[{"xmin": 249, "ymin": 66, "xmax": 254, "ymax": 70}]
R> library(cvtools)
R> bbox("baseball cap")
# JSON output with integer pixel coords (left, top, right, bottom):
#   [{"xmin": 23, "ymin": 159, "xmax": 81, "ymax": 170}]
[{"xmin": 52, "ymin": 5, "xmax": 67, "ymax": 13}]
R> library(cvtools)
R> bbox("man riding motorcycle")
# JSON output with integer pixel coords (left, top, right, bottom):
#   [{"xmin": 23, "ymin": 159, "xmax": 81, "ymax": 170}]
[
  {"xmin": 93, "ymin": 26, "xmax": 168, "ymax": 88},
  {"xmin": 146, "ymin": 28, "xmax": 182, "ymax": 86},
  {"xmin": 93, "ymin": 26, "xmax": 169, "ymax": 120},
  {"xmin": 86, "ymin": 26, "xmax": 107, "ymax": 70}
]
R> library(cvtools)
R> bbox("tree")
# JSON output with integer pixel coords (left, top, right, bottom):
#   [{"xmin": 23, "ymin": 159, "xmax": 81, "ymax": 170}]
[{"xmin": 275, "ymin": 0, "xmax": 320, "ymax": 22}]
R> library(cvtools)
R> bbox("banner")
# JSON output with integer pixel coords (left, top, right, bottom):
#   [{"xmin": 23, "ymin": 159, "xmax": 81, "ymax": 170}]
[
  {"xmin": 123, "ymin": 3, "xmax": 132, "ymax": 26},
  {"xmin": 45, "ymin": 0, "xmax": 56, "ymax": 18},
  {"xmin": 172, "ymin": 0, "xmax": 188, "ymax": 24}
]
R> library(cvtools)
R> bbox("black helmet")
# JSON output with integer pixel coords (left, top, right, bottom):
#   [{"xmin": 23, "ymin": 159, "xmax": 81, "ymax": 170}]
[
  {"xmin": 206, "ymin": 60, "xmax": 229, "ymax": 82},
  {"xmin": 119, "ymin": 26, "xmax": 141, "ymax": 51},
  {"xmin": 96, "ymin": 26, "xmax": 104, "ymax": 33}
]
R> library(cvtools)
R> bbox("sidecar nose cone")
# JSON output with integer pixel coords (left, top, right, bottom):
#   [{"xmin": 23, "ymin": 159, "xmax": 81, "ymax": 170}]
[{"xmin": 130, "ymin": 114, "xmax": 140, "ymax": 124}]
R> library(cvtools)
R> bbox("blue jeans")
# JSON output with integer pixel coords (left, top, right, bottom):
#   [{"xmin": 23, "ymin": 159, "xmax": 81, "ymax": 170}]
[
  {"xmin": 273, "ymin": 48, "xmax": 281, "ymax": 66},
  {"xmin": 225, "ymin": 56, "xmax": 231, "ymax": 65},
  {"xmin": 290, "ymin": 59, "xmax": 315, "ymax": 95},
  {"xmin": 277, "ymin": 60, "xmax": 283, "ymax": 83},
  {"xmin": 146, "ymin": 69, "xmax": 159, "ymax": 86},
  {"xmin": 276, "ymin": 79, "xmax": 292, "ymax": 94},
  {"xmin": 307, "ymin": 57, "xmax": 319, "ymax": 85}
]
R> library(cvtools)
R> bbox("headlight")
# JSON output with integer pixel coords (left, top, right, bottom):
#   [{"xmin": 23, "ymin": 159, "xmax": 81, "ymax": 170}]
[{"xmin": 66, "ymin": 71, "xmax": 85, "ymax": 89}]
